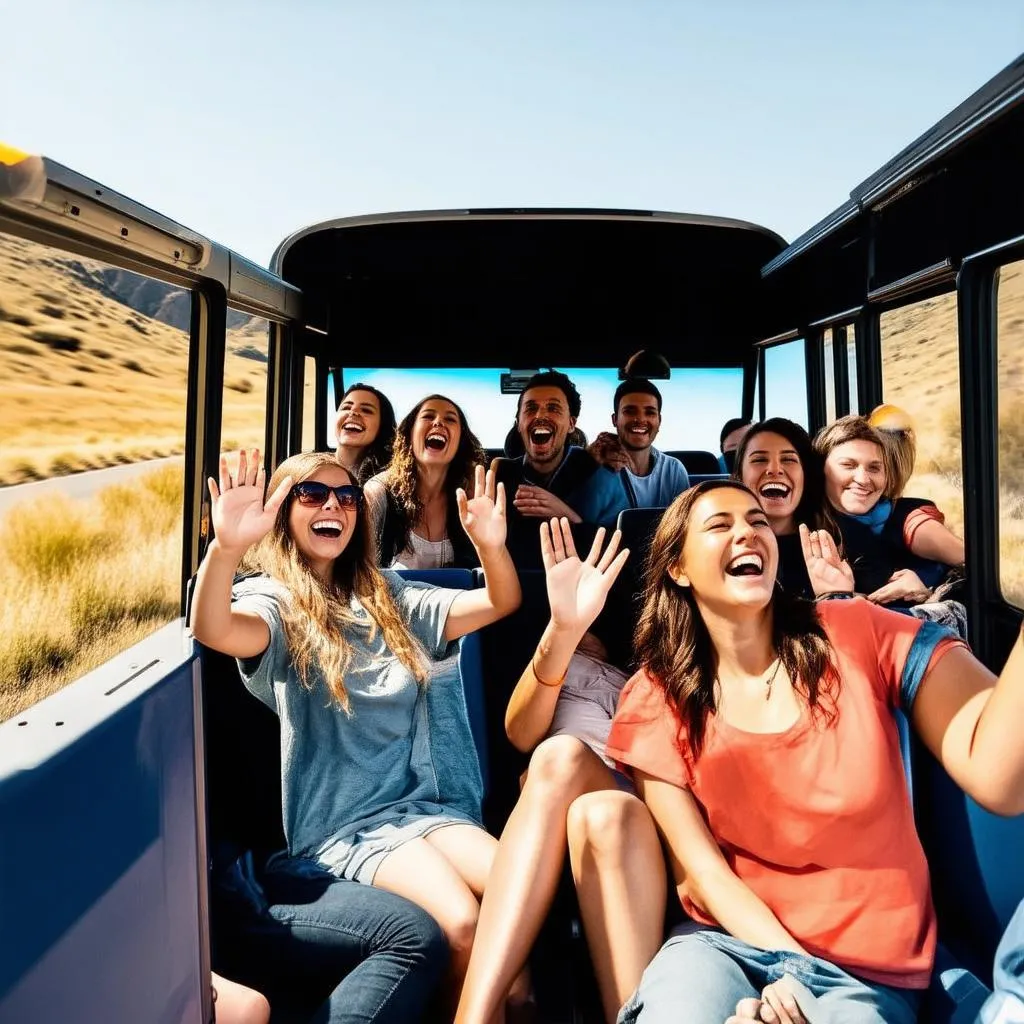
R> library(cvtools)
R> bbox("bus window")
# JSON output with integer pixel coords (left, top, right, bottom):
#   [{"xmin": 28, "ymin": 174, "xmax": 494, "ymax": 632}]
[
  {"xmin": 0, "ymin": 231, "xmax": 191, "ymax": 721},
  {"xmin": 302, "ymin": 355, "xmax": 317, "ymax": 451},
  {"xmin": 222, "ymin": 312, "xmax": 269, "ymax": 452},
  {"xmin": 342, "ymin": 365, "xmax": 743, "ymax": 454},
  {"xmin": 847, "ymin": 323, "xmax": 859, "ymax": 414},
  {"xmin": 822, "ymin": 328, "xmax": 836, "ymax": 422},
  {"xmin": 879, "ymin": 292, "xmax": 963, "ymax": 537},
  {"xmin": 762, "ymin": 338, "xmax": 808, "ymax": 428},
  {"xmin": 997, "ymin": 258, "xmax": 1024, "ymax": 607}
]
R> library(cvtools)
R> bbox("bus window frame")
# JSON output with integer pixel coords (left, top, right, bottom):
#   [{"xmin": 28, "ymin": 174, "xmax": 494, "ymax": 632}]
[{"xmin": 959, "ymin": 235, "xmax": 1024, "ymax": 642}]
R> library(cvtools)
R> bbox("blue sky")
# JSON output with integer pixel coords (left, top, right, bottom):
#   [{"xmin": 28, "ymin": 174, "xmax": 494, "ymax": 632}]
[{"xmin": 3, "ymin": 2, "xmax": 1022, "ymax": 267}]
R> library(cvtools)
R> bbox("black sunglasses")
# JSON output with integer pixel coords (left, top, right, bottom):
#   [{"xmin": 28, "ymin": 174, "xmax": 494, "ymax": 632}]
[{"xmin": 291, "ymin": 481, "xmax": 363, "ymax": 509}]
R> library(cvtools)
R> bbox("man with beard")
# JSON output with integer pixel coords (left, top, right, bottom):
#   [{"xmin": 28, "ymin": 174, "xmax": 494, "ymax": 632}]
[
  {"xmin": 588, "ymin": 378, "xmax": 689, "ymax": 507},
  {"xmin": 491, "ymin": 370, "xmax": 629, "ymax": 567}
]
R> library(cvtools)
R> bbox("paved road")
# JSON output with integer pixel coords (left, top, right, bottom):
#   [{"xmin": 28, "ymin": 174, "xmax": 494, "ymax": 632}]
[{"xmin": 0, "ymin": 455, "xmax": 183, "ymax": 517}]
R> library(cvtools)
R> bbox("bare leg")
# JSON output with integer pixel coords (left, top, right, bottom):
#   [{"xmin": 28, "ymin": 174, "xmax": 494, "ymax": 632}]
[
  {"xmin": 567, "ymin": 790, "xmax": 667, "ymax": 1024},
  {"xmin": 455, "ymin": 736, "xmax": 619, "ymax": 1024},
  {"xmin": 211, "ymin": 972, "xmax": 270, "ymax": 1024},
  {"xmin": 374, "ymin": 835, "xmax": 486, "ymax": 1008}
]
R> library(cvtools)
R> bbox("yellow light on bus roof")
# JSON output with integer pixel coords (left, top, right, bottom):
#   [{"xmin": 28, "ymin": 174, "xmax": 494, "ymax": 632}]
[{"xmin": 0, "ymin": 142, "xmax": 32, "ymax": 166}]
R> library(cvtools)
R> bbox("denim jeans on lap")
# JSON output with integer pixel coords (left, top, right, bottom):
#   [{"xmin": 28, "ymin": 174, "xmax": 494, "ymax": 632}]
[
  {"xmin": 212, "ymin": 851, "xmax": 448, "ymax": 1023},
  {"xmin": 617, "ymin": 923, "xmax": 920, "ymax": 1024}
]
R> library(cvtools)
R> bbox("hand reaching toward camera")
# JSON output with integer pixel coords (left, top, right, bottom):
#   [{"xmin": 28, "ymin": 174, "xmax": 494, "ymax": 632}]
[
  {"xmin": 541, "ymin": 518, "xmax": 630, "ymax": 637},
  {"xmin": 208, "ymin": 448, "xmax": 292, "ymax": 554}
]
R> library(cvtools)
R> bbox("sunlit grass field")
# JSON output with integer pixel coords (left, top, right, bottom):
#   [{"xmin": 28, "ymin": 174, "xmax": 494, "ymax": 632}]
[{"xmin": 0, "ymin": 464, "xmax": 183, "ymax": 721}]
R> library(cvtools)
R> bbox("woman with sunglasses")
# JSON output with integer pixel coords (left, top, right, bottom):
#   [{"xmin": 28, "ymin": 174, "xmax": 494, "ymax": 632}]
[
  {"xmin": 603, "ymin": 479, "xmax": 1024, "ymax": 1024},
  {"xmin": 192, "ymin": 448, "xmax": 523, "ymax": 1013},
  {"xmin": 364, "ymin": 394, "xmax": 486, "ymax": 570}
]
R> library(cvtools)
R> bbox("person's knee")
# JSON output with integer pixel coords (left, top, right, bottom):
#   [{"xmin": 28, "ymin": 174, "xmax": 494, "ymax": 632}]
[
  {"xmin": 438, "ymin": 897, "xmax": 480, "ymax": 959},
  {"xmin": 566, "ymin": 791, "xmax": 649, "ymax": 858},
  {"xmin": 525, "ymin": 735, "xmax": 595, "ymax": 797}
]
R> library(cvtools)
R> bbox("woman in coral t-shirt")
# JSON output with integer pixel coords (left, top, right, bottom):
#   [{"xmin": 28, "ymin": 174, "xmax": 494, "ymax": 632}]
[{"xmin": 606, "ymin": 480, "xmax": 1024, "ymax": 1024}]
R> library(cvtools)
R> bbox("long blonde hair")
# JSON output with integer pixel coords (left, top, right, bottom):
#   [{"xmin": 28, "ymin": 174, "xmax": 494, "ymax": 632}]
[{"xmin": 247, "ymin": 451, "xmax": 428, "ymax": 712}]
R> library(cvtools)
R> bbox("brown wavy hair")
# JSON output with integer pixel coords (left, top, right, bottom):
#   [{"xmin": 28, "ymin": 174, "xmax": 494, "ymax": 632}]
[
  {"xmin": 635, "ymin": 479, "xmax": 838, "ymax": 756},
  {"xmin": 382, "ymin": 394, "xmax": 485, "ymax": 561},
  {"xmin": 246, "ymin": 451, "xmax": 428, "ymax": 713}
]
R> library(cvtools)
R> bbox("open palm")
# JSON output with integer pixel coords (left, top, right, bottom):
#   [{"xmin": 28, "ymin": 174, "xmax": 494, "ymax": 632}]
[
  {"xmin": 541, "ymin": 518, "xmax": 630, "ymax": 635},
  {"xmin": 799, "ymin": 523, "xmax": 855, "ymax": 597},
  {"xmin": 208, "ymin": 448, "xmax": 292, "ymax": 553},
  {"xmin": 457, "ymin": 464, "xmax": 507, "ymax": 553}
]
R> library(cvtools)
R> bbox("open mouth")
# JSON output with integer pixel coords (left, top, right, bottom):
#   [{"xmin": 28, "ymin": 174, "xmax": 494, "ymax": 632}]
[
  {"xmin": 311, "ymin": 520, "xmax": 344, "ymax": 539},
  {"xmin": 425, "ymin": 431, "xmax": 448, "ymax": 452},
  {"xmin": 759, "ymin": 482, "xmax": 791, "ymax": 500},
  {"xmin": 341, "ymin": 422, "xmax": 365, "ymax": 435},
  {"xmin": 725, "ymin": 552, "xmax": 764, "ymax": 577},
  {"xmin": 530, "ymin": 425, "xmax": 554, "ymax": 446},
  {"xmin": 627, "ymin": 426, "xmax": 650, "ymax": 436}
]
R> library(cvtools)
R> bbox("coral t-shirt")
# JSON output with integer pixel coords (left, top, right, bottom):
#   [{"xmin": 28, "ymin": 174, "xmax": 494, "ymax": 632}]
[{"xmin": 606, "ymin": 598, "xmax": 965, "ymax": 989}]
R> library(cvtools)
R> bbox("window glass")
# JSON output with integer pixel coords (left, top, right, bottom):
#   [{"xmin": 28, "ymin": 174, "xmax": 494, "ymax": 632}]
[
  {"xmin": 302, "ymin": 355, "xmax": 317, "ymax": 451},
  {"xmin": 341, "ymin": 366, "xmax": 743, "ymax": 454},
  {"xmin": 879, "ymin": 292, "xmax": 963, "ymax": 537},
  {"xmin": 221, "ymin": 312, "xmax": 269, "ymax": 452},
  {"xmin": 997, "ymin": 259, "xmax": 1024, "ymax": 607},
  {"xmin": 0, "ymin": 231, "xmax": 190, "ymax": 721},
  {"xmin": 752, "ymin": 355, "xmax": 761, "ymax": 424},
  {"xmin": 822, "ymin": 328, "xmax": 836, "ymax": 423},
  {"xmin": 762, "ymin": 339, "xmax": 808, "ymax": 428},
  {"xmin": 847, "ymin": 322, "xmax": 859, "ymax": 413}
]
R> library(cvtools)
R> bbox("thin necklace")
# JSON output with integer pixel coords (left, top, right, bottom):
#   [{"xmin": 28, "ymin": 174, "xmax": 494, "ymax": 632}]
[{"xmin": 764, "ymin": 656, "xmax": 784, "ymax": 702}]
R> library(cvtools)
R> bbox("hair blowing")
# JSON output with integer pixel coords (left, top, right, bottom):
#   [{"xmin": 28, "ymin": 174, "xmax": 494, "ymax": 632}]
[
  {"xmin": 634, "ymin": 480, "xmax": 837, "ymax": 755},
  {"xmin": 246, "ymin": 451, "xmax": 428, "ymax": 713}
]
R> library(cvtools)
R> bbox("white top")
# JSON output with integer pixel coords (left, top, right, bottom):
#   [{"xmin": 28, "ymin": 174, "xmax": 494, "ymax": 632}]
[{"xmin": 391, "ymin": 530, "xmax": 456, "ymax": 570}]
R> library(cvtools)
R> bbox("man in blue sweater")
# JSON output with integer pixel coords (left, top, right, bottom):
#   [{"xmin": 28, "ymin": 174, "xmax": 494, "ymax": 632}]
[
  {"xmin": 490, "ymin": 370, "xmax": 629, "ymax": 567},
  {"xmin": 588, "ymin": 377, "xmax": 690, "ymax": 508}
]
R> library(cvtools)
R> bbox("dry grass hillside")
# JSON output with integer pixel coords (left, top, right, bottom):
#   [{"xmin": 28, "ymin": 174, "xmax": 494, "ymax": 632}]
[
  {"xmin": 0, "ymin": 232, "xmax": 269, "ymax": 485},
  {"xmin": 877, "ymin": 260, "xmax": 1024, "ymax": 605}
]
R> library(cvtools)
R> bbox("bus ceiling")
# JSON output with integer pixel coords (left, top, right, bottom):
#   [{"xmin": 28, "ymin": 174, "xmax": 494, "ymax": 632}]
[{"xmin": 274, "ymin": 212, "xmax": 784, "ymax": 370}]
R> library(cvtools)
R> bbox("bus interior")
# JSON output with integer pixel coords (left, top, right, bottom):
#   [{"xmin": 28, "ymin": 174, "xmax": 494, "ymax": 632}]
[{"xmin": 2, "ymin": 53, "xmax": 1024, "ymax": 1024}]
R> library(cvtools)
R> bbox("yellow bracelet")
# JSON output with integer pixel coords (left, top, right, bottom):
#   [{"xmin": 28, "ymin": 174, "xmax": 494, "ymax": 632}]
[{"xmin": 532, "ymin": 654, "xmax": 568, "ymax": 688}]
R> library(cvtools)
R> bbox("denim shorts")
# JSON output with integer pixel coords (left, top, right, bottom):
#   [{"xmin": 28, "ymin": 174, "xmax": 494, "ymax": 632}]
[
  {"xmin": 315, "ymin": 813, "xmax": 480, "ymax": 885},
  {"xmin": 618, "ymin": 922, "xmax": 921, "ymax": 1024}
]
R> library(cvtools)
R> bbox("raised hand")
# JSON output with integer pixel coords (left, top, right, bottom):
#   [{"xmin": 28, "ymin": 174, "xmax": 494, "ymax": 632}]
[
  {"xmin": 540, "ymin": 518, "xmax": 630, "ymax": 636},
  {"xmin": 457, "ymin": 464, "xmax": 507, "ymax": 553},
  {"xmin": 799, "ymin": 523, "xmax": 854, "ymax": 597},
  {"xmin": 207, "ymin": 448, "xmax": 292, "ymax": 553}
]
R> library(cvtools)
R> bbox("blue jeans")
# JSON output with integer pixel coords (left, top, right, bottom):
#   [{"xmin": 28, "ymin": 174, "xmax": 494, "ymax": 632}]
[
  {"xmin": 981, "ymin": 899, "xmax": 1024, "ymax": 1024},
  {"xmin": 618, "ymin": 924, "xmax": 921, "ymax": 1024},
  {"xmin": 212, "ymin": 850, "xmax": 448, "ymax": 1023}
]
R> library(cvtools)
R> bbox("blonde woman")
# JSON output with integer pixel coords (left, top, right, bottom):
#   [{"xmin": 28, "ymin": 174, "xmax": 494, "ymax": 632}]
[{"xmin": 191, "ymin": 449, "xmax": 521, "ymax": 1008}]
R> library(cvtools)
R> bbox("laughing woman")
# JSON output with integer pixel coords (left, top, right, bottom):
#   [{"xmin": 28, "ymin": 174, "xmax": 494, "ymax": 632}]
[
  {"xmin": 364, "ymin": 395, "xmax": 487, "ymax": 570},
  {"xmin": 606, "ymin": 479, "xmax": 1024, "ymax": 1024},
  {"xmin": 191, "ymin": 449, "xmax": 521, "ymax": 1009},
  {"xmin": 334, "ymin": 382, "xmax": 398, "ymax": 484},
  {"xmin": 733, "ymin": 418, "xmax": 844, "ymax": 599}
]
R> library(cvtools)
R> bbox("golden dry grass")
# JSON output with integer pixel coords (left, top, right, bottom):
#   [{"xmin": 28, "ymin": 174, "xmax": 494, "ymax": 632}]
[
  {"xmin": 0, "ymin": 463, "xmax": 183, "ymax": 721},
  {"xmin": 0, "ymin": 233, "xmax": 269, "ymax": 483}
]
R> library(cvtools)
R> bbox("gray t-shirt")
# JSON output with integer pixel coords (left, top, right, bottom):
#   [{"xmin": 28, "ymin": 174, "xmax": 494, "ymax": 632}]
[{"xmin": 232, "ymin": 571, "xmax": 479, "ymax": 859}]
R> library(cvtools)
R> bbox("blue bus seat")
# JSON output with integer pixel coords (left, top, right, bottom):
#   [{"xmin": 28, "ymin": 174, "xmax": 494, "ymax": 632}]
[
  {"xmin": 394, "ymin": 567, "xmax": 489, "ymax": 794},
  {"xmin": 666, "ymin": 449, "xmax": 721, "ymax": 475}
]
